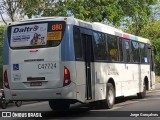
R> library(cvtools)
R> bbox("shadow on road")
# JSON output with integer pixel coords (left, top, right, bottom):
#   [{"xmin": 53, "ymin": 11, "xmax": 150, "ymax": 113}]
[{"xmin": 41, "ymin": 96, "xmax": 140, "ymax": 118}]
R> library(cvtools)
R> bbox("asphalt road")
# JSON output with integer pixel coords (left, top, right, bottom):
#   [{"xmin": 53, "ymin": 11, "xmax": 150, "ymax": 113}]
[
  {"xmin": 1, "ymin": 90, "xmax": 160, "ymax": 119},
  {"xmin": 0, "ymin": 83, "xmax": 160, "ymax": 120}
]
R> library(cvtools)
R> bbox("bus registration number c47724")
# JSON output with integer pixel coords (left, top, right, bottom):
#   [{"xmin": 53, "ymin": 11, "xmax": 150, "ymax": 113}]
[{"xmin": 38, "ymin": 63, "xmax": 56, "ymax": 69}]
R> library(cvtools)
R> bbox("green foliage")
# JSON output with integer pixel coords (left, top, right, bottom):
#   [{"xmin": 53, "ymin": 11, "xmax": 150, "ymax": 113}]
[
  {"xmin": 39, "ymin": 0, "xmax": 157, "ymax": 27},
  {"xmin": 17, "ymin": 0, "xmax": 50, "ymax": 18},
  {"xmin": 140, "ymin": 20, "xmax": 160, "ymax": 40},
  {"xmin": 2, "ymin": 0, "xmax": 155, "ymax": 28},
  {"xmin": 121, "ymin": 0, "xmax": 158, "ymax": 35},
  {"xmin": 139, "ymin": 20, "xmax": 160, "ymax": 75},
  {"xmin": 0, "ymin": 25, "xmax": 5, "ymax": 88},
  {"xmin": 0, "ymin": 26, "xmax": 5, "ymax": 43},
  {"xmin": 40, "ymin": 0, "xmax": 125, "ymax": 26},
  {"xmin": 154, "ymin": 39, "xmax": 160, "ymax": 75}
]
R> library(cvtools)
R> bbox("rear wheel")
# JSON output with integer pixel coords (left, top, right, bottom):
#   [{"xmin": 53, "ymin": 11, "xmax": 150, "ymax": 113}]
[
  {"xmin": 137, "ymin": 82, "xmax": 146, "ymax": 99},
  {"xmin": 49, "ymin": 100, "xmax": 70, "ymax": 111},
  {"xmin": 102, "ymin": 83, "xmax": 115, "ymax": 109},
  {"xmin": 0, "ymin": 96, "xmax": 8, "ymax": 109},
  {"xmin": 15, "ymin": 101, "xmax": 22, "ymax": 107}
]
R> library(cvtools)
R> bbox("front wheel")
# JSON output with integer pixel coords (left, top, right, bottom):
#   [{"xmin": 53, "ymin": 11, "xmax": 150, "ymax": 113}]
[
  {"xmin": 102, "ymin": 83, "xmax": 115, "ymax": 109},
  {"xmin": 137, "ymin": 82, "xmax": 146, "ymax": 99}
]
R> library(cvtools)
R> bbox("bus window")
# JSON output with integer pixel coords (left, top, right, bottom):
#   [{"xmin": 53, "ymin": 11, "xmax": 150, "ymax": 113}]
[
  {"xmin": 93, "ymin": 31, "xmax": 106, "ymax": 60},
  {"xmin": 73, "ymin": 26, "xmax": 83, "ymax": 60},
  {"xmin": 140, "ymin": 43, "xmax": 148, "ymax": 63},
  {"xmin": 107, "ymin": 35, "xmax": 119, "ymax": 61},
  {"xmin": 124, "ymin": 40, "xmax": 130, "ymax": 63},
  {"xmin": 131, "ymin": 41, "xmax": 140, "ymax": 63},
  {"xmin": 119, "ymin": 38, "xmax": 124, "ymax": 62}
]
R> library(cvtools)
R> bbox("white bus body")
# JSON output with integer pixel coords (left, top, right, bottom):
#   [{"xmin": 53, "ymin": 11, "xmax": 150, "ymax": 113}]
[{"xmin": 3, "ymin": 17, "xmax": 155, "ymax": 110}]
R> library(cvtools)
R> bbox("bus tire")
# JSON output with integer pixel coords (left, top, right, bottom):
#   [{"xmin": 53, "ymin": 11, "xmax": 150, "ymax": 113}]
[
  {"xmin": 102, "ymin": 83, "xmax": 115, "ymax": 109},
  {"xmin": 15, "ymin": 101, "xmax": 22, "ymax": 107},
  {"xmin": 0, "ymin": 96, "xmax": 8, "ymax": 109},
  {"xmin": 137, "ymin": 82, "xmax": 146, "ymax": 99},
  {"xmin": 49, "ymin": 100, "xmax": 70, "ymax": 111}
]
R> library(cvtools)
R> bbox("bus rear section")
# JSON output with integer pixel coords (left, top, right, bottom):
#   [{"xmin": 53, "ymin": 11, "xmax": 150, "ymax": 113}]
[{"xmin": 3, "ymin": 20, "xmax": 77, "ymax": 104}]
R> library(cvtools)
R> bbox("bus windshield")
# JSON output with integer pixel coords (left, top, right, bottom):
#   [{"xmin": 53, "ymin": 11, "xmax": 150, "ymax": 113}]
[{"xmin": 8, "ymin": 21, "xmax": 66, "ymax": 49}]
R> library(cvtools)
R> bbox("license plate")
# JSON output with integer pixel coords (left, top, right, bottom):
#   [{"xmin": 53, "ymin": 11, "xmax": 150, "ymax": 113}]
[
  {"xmin": 30, "ymin": 82, "xmax": 42, "ymax": 86},
  {"xmin": 38, "ymin": 63, "xmax": 56, "ymax": 69}
]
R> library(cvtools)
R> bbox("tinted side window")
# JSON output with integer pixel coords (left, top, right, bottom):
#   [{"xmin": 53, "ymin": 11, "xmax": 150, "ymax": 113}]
[
  {"xmin": 131, "ymin": 41, "xmax": 140, "ymax": 63},
  {"xmin": 93, "ymin": 31, "xmax": 106, "ymax": 60},
  {"xmin": 119, "ymin": 38, "xmax": 123, "ymax": 62},
  {"xmin": 140, "ymin": 43, "xmax": 148, "ymax": 63},
  {"xmin": 73, "ymin": 26, "xmax": 83, "ymax": 60},
  {"xmin": 124, "ymin": 40, "xmax": 130, "ymax": 63},
  {"xmin": 107, "ymin": 35, "xmax": 119, "ymax": 61}
]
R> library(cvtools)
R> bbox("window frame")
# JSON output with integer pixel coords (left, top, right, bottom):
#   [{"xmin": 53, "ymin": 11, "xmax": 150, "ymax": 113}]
[
  {"xmin": 131, "ymin": 40, "xmax": 140, "ymax": 63},
  {"xmin": 73, "ymin": 26, "xmax": 84, "ymax": 61}
]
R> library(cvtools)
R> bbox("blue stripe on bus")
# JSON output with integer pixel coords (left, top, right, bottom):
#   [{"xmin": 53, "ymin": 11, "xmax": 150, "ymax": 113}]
[
  {"xmin": 61, "ymin": 25, "xmax": 75, "ymax": 61},
  {"xmin": 3, "ymin": 31, "xmax": 9, "ymax": 65}
]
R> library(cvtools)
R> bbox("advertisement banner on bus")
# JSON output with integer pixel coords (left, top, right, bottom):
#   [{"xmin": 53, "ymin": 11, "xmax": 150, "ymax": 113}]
[{"xmin": 10, "ymin": 23, "xmax": 48, "ymax": 47}]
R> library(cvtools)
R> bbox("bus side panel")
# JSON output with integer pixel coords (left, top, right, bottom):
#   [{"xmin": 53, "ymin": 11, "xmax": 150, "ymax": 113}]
[
  {"xmin": 62, "ymin": 61, "xmax": 77, "ymax": 83},
  {"xmin": 60, "ymin": 25, "xmax": 78, "ymax": 100},
  {"xmin": 61, "ymin": 25, "xmax": 87, "ymax": 102},
  {"xmin": 94, "ymin": 63, "xmax": 107, "ymax": 101},
  {"xmin": 94, "ymin": 62, "xmax": 144, "ymax": 100},
  {"xmin": 151, "ymin": 71, "xmax": 155, "ymax": 89},
  {"xmin": 94, "ymin": 63, "xmax": 124, "ymax": 101},
  {"xmin": 140, "ymin": 64, "xmax": 150, "ymax": 91},
  {"xmin": 121, "ymin": 64, "xmax": 139, "ymax": 96},
  {"xmin": 75, "ymin": 62, "xmax": 86, "ymax": 102}
]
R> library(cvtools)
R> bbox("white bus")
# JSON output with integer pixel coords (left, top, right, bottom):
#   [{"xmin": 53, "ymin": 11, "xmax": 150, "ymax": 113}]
[{"xmin": 3, "ymin": 17, "xmax": 155, "ymax": 110}]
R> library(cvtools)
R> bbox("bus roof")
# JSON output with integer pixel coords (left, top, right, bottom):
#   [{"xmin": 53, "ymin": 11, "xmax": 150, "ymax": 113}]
[{"xmin": 8, "ymin": 16, "xmax": 150, "ymax": 44}]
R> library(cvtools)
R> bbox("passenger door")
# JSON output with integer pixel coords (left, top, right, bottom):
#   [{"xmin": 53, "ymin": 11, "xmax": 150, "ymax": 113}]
[
  {"xmin": 74, "ymin": 27, "xmax": 95, "ymax": 101},
  {"xmin": 81, "ymin": 33, "xmax": 94, "ymax": 100}
]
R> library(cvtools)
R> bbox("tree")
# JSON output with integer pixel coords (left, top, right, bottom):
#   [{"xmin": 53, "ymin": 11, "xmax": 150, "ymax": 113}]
[
  {"xmin": 139, "ymin": 20, "xmax": 160, "ymax": 75},
  {"xmin": 39, "ymin": 0, "xmax": 158, "ymax": 27},
  {"xmin": 18, "ymin": 0, "xmax": 51, "ymax": 18},
  {"xmin": 0, "ymin": 0, "xmax": 47, "ymax": 24},
  {"xmin": 0, "ymin": 25, "xmax": 5, "ymax": 41},
  {"xmin": 121, "ymin": 0, "xmax": 158, "ymax": 35},
  {"xmin": 0, "ymin": 25, "xmax": 5, "ymax": 87},
  {"xmin": 41, "ymin": 0, "xmax": 125, "ymax": 26},
  {"xmin": 0, "ymin": 0, "xmax": 158, "ymax": 28},
  {"xmin": 0, "ymin": 0, "xmax": 20, "ymax": 23}
]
